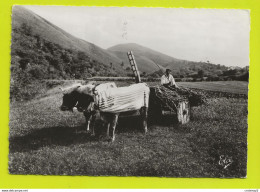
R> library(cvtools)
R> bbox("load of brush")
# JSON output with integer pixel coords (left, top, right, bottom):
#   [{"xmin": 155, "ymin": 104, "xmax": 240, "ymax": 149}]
[{"xmin": 149, "ymin": 85, "xmax": 207, "ymax": 112}]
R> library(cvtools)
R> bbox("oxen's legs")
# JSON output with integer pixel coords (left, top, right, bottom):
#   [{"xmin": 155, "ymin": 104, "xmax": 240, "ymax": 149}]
[
  {"xmin": 83, "ymin": 111, "xmax": 96, "ymax": 136},
  {"xmin": 83, "ymin": 112, "xmax": 92, "ymax": 132},
  {"xmin": 106, "ymin": 123, "xmax": 110, "ymax": 138},
  {"xmin": 110, "ymin": 114, "xmax": 119, "ymax": 142},
  {"xmin": 140, "ymin": 107, "xmax": 148, "ymax": 134},
  {"xmin": 90, "ymin": 112, "xmax": 97, "ymax": 136}
]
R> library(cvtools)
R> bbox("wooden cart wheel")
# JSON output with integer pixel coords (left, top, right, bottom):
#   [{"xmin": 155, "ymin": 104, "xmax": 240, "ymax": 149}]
[{"xmin": 177, "ymin": 100, "xmax": 190, "ymax": 124}]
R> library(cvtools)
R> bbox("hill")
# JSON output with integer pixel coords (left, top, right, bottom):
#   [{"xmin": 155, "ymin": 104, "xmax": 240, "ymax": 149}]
[
  {"xmin": 11, "ymin": 6, "xmax": 128, "ymax": 101},
  {"xmin": 109, "ymin": 50, "xmax": 163, "ymax": 74},
  {"xmin": 12, "ymin": 6, "xmax": 124, "ymax": 73},
  {"xmin": 108, "ymin": 43, "xmax": 179, "ymax": 73},
  {"xmin": 108, "ymin": 43, "xmax": 231, "ymax": 77},
  {"xmin": 109, "ymin": 43, "xmax": 249, "ymax": 81}
]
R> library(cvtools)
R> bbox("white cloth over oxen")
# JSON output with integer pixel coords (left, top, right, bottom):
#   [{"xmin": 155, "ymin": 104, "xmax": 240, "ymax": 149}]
[
  {"xmin": 93, "ymin": 83, "xmax": 150, "ymax": 113},
  {"xmin": 60, "ymin": 82, "xmax": 150, "ymax": 141}
]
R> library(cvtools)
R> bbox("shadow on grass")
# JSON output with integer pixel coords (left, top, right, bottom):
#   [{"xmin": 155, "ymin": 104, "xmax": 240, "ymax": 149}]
[
  {"xmin": 117, "ymin": 116, "xmax": 143, "ymax": 133},
  {"xmin": 9, "ymin": 126, "xmax": 97, "ymax": 153},
  {"xmin": 9, "ymin": 115, "xmax": 179, "ymax": 154},
  {"xmin": 117, "ymin": 115, "xmax": 178, "ymax": 134}
]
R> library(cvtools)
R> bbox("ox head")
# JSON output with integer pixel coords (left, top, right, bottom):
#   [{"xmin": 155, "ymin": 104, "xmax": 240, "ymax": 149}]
[
  {"xmin": 60, "ymin": 84, "xmax": 81, "ymax": 112},
  {"xmin": 76, "ymin": 85, "xmax": 95, "ymax": 113},
  {"xmin": 60, "ymin": 82, "xmax": 96, "ymax": 113}
]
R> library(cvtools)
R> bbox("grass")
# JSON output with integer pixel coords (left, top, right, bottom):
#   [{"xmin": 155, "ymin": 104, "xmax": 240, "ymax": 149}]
[
  {"xmin": 46, "ymin": 80, "xmax": 248, "ymax": 94},
  {"xmin": 8, "ymin": 81, "xmax": 248, "ymax": 177},
  {"xmin": 178, "ymin": 81, "xmax": 248, "ymax": 95}
]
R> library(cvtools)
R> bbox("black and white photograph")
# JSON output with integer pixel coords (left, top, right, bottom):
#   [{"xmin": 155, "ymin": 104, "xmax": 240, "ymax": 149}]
[{"xmin": 9, "ymin": 5, "xmax": 249, "ymax": 177}]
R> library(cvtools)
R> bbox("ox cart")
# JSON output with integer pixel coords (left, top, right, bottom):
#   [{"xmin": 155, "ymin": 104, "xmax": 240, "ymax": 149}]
[
  {"xmin": 149, "ymin": 86, "xmax": 191, "ymax": 124},
  {"xmin": 127, "ymin": 51, "xmax": 191, "ymax": 125},
  {"xmin": 60, "ymin": 51, "xmax": 204, "ymax": 141}
]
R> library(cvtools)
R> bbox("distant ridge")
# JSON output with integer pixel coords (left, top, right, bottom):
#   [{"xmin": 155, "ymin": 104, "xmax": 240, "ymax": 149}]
[{"xmin": 108, "ymin": 43, "xmax": 231, "ymax": 76}]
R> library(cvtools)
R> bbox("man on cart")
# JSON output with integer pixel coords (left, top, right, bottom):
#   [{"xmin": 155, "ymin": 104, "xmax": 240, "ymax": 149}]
[{"xmin": 161, "ymin": 69, "xmax": 178, "ymax": 88}]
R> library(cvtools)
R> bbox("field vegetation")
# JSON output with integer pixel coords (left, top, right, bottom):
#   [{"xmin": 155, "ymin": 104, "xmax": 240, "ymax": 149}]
[{"xmin": 9, "ymin": 81, "xmax": 248, "ymax": 177}]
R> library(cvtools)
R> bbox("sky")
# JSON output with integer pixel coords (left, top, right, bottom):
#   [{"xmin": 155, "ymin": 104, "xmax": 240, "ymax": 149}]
[{"xmin": 24, "ymin": 6, "xmax": 250, "ymax": 67}]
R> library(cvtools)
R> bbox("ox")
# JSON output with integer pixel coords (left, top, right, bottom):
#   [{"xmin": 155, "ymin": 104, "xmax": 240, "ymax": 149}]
[{"xmin": 60, "ymin": 82, "xmax": 150, "ymax": 141}]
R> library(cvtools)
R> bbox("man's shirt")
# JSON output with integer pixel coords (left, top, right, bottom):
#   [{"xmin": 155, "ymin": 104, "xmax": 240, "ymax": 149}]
[{"xmin": 161, "ymin": 74, "xmax": 177, "ymax": 86}]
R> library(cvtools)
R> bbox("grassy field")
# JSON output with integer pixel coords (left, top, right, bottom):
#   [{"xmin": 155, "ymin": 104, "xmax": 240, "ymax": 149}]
[
  {"xmin": 9, "ymin": 81, "xmax": 248, "ymax": 177},
  {"xmin": 46, "ymin": 80, "xmax": 248, "ymax": 95},
  {"xmin": 178, "ymin": 81, "xmax": 248, "ymax": 95}
]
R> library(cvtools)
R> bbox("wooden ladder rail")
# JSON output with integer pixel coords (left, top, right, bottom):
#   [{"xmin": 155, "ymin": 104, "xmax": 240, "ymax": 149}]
[{"xmin": 127, "ymin": 51, "xmax": 141, "ymax": 83}]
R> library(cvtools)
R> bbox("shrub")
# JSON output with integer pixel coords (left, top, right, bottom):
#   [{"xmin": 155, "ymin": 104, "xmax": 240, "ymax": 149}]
[{"xmin": 28, "ymin": 65, "xmax": 46, "ymax": 79}]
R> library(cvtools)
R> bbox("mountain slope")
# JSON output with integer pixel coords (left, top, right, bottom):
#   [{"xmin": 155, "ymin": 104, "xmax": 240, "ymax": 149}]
[
  {"xmin": 11, "ymin": 6, "xmax": 127, "ymax": 101},
  {"xmin": 109, "ymin": 50, "xmax": 165, "ymax": 73},
  {"xmin": 108, "ymin": 43, "xmax": 230, "ymax": 77},
  {"xmin": 12, "ymin": 6, "xmax": 124, "ymax": 73},
  {"xmin": 108, "ymin": 43, "xmax": 186, "ymax": 73}
]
